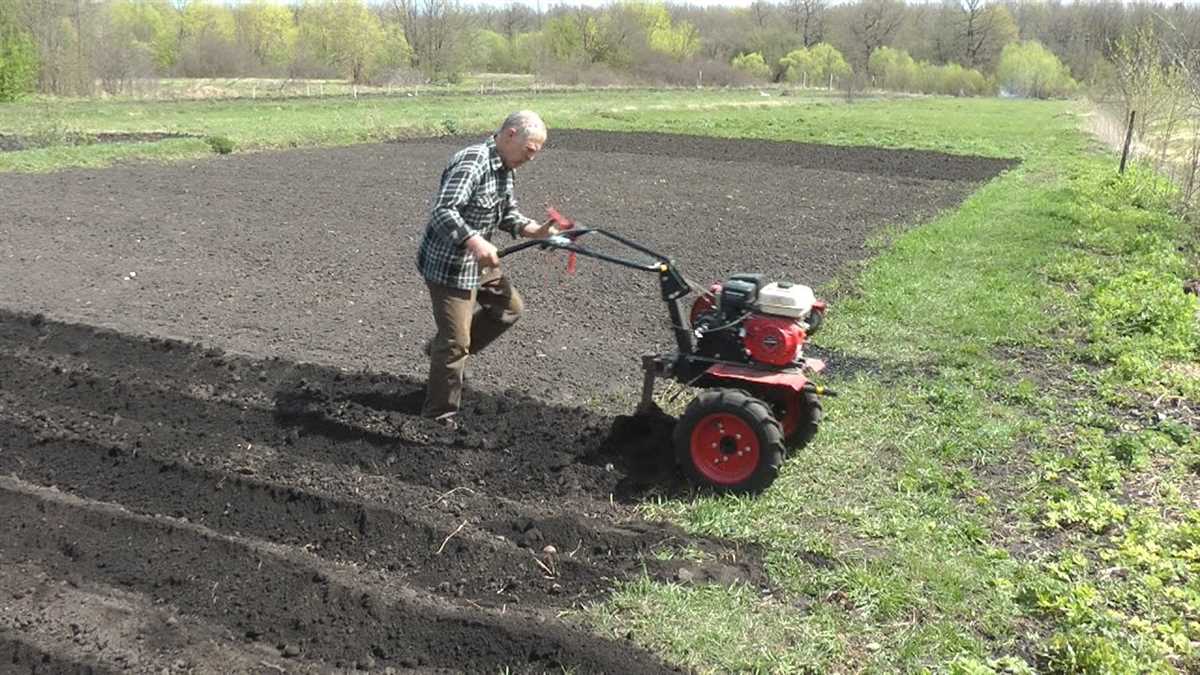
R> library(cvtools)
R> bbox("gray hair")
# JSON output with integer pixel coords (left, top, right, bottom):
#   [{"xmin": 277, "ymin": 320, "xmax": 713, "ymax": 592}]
[{"xmin": 499, "ymin": 110, "xmax": 546, "ymax": 140}]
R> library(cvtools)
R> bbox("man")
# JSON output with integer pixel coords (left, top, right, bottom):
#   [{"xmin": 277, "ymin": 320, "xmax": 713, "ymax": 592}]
[{"xmin": 416, "ymin": 110, "xmax": 555, "ymax": 427}]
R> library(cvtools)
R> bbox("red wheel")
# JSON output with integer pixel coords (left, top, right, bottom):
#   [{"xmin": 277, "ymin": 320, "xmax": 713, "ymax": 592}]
[
  {"xmin": 674, "ymin": 389, "xmax": 785, "ymax": 493},
  {"xmin": 690, "ymin": 412, "xmax": 761, "ymax": 485}
]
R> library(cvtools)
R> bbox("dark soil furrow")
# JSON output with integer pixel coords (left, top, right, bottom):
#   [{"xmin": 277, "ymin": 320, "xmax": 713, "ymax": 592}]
[
  {"xmin": 0, "ymin": 311, "xmax": 644, "ymax": 503},
  {"xmin": 0, "ymin": 477, "xmax": 678, "ymax": 674},
  {"xmin": 0, "ymin": 418, "xmax": 695, "ymax": 609},
  {"xmin": 0, "ymin": 348, "xmax": 620, "ymax": 503},
  {"xmin": 0, "ymin": 633, "xmax": 110, "ymax": 675},
  {"xmin": 0, "ymin": 559, "xmax": 333, "ymax": 674}
]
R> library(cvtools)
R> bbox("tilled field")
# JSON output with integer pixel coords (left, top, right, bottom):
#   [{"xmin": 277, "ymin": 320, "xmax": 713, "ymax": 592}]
[{"xmin": 0, "ymin": 130, "xmax": 1012, "ymax": 672}]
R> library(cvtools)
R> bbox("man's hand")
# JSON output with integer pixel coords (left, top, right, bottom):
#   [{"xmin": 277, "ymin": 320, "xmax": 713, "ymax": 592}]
[
  {"xmin": 465, "ymin": 234, "xmax": 500, "ymax": 268},
  {"xmin": 521, "ymin": 219, "xmax": 559, "ymax": 240}
]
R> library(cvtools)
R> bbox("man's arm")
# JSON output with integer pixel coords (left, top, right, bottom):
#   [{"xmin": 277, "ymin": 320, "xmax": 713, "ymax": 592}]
[
  {"xmin": 430, "ymin": 156, "xmax": 483, "ymax": 246},
  {"xmin": 499, "ymin": 196, "xmax": 537, "ymax": 239},
  {"xmin": 501, "ymin": 197, "xmax": 557, "ymax": 239}
]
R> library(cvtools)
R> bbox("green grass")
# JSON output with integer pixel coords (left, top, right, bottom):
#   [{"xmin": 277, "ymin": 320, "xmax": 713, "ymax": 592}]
[
  {"xmin": 1, "ymin": 92, "xmax": 1047, "ymax": 173},
  {"xmin": 3, "ymin": 91, "xmax": 1197, "ymax": 672},
  {"xmin": 571, "ymin": 98, "xmax": 1195, "ymax": 672}
]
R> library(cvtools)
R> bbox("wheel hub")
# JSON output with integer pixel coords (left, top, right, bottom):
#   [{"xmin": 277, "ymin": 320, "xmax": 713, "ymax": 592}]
[{"xmin": 691, "ymin": 413, "xmax": 760, "ymax": 485}]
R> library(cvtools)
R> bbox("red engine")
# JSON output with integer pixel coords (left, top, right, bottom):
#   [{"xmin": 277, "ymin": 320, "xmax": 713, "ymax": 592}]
[
  {"xmin": 743, "ymin": 314, "xmax": 806, "ymax": 366},
  {"xmin": 689, "ymin": 275, "xmax": 823, "ymax": 368}
]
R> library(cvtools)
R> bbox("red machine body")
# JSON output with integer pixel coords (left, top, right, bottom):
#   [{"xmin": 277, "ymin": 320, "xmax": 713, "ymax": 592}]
[{"xmin": 743, "ymin": 315, "xmax": 806, "ymax": 366}]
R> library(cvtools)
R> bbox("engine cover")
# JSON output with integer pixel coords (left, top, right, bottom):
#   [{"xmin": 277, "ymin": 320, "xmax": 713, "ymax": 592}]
[{"xmin": 743, "ymin": 314, "xmax": 805, "ymax": 366}]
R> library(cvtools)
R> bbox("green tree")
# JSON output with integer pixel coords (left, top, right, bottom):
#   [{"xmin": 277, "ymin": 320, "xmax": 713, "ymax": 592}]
[
  {"xmin": 107, "ymin": 0, "xmax": 178, "ymax": 72},
  {"xmin": 176, "ymin": 0, "xmax": 239, "ymax": 76},
  {"xmin": 469, "ymin": 28, "xmax": 512, "ymax": 72},
  {"xmin": 621, "ymin": 1, "xmax": 699, "ymax": 61},
  {"xmin": 996, "ymin": 40, "xmax": 1076, "ymax": 99},
  {"xmin": 541, "ymin": 3, "xmax": 698, "ymax": 69},
  {"xmin": 0, "ymin": 21, "xmax": 37, "ymax": 101},
  {"xmin": 731, "ymin": 51, "xmax": 770, "ymax": 80},
  {"xmin": 297, "ymin": 0, "xmax": 396, "ymax": 83},
  {"xmin": 780, "ymin": 42, "xmax": 850, "ymax": 87},
  {"xmin": 233, "ymin": 0, "xmax": 297, "ymax": 72},
  {"xmin": 868, "ymin": 46, "xmax": 916, "ymax": 91}
]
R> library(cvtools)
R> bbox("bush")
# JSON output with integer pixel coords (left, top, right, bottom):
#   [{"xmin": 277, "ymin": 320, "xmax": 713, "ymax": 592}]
[
  {"xmin": 780, "ymin": 43, "xmax": 851, "ymax": 88},
  {"xmin": 996, "ymin": 41, "xmax": 1077, "ymax": 99},
  {"xmin": 915, "ymin": 61, "xmax": 994, "ymax": 96},
  {"xmin": 730, "ymin": 52, "xmax": 770, "ymax": 81},
  {"xmin": 206, "ymin": 135, "xmax": 235, "ymax": 154},
  {"xmin": 869, "ymin": 47, "xmax": 917, "ymax": 91},
  {"xmin": 865, "ymin": 47, "xmax": 992, "ymax": 96}
]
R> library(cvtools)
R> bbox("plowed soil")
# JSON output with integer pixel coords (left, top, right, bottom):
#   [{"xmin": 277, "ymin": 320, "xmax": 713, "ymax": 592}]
[{"xmin": 0, "ymin": 130, "xmax": 1012, "ymax": 673}]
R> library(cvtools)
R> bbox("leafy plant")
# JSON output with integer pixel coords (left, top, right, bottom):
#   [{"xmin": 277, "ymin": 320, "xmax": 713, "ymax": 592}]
[{"xmin": 205, "ymin": 135, "xmax": 235, "ymax": 154}]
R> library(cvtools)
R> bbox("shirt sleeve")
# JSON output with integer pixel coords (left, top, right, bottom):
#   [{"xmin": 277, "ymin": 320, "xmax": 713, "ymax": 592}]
[
  {"xmin": 430, "ymin": 154, "xmax": 483, "ymax": 245},
  {"xmin": 499, "ymin": 195, "xmax": 535, "ymax": 238}
]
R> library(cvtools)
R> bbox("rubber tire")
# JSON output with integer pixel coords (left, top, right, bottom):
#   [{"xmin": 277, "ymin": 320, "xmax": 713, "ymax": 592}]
[
  {"xmin": 674, "ymin": 388, "xmax": 786, "ymax": 494},
  {"xmin": 789, "ymin": 392, "xmax": 823, "ymax": 450},
  {"xmin": 758, "ymin": 389, "xmax": 822, "ymax": 451}
]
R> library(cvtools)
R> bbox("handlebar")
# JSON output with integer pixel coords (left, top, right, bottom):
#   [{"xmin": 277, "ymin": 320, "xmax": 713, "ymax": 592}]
[{"xmin": 498, "ymin": 227, "xmax": 668, "ymax": 273}]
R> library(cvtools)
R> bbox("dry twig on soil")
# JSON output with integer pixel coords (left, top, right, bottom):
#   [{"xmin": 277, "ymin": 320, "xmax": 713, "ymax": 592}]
[
  {"xmin": 424, "ymin": 486, "xmax": 477, "ymax": 507},
  {"xmin": 436, "ymin": 520, "xmax": 468, "ymax": 554}
]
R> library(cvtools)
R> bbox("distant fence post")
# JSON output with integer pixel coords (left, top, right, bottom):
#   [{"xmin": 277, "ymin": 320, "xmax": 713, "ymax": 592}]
[{"xmin": 1120, "ymin": 110, "xmax": 1136, "ymax": 174}]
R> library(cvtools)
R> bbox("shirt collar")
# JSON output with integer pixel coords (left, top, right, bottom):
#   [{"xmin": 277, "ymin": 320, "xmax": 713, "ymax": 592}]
[{"xmin": 486, "ymin": 136, "xmax": 505, "ymax": 172}]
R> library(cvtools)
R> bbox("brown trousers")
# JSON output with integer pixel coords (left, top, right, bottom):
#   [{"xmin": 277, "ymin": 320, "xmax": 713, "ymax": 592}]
[{"xmin": 422, "ymin": 275, "xmax": 524, "ymax": 418}]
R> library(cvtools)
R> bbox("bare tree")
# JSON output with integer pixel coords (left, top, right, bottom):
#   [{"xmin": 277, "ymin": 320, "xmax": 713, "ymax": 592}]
[
  {"xmin": 960, "ymin": 0, "xmax": 991, "ymax": 67},
  {"xmin": 1145, "ymin": 10, "xmax": 1200, "ymax": 206},
  {"xmin": 847, "ymin": 0, "xmax": 905, "ymax": 74},
  {"xmin": 390, "ymin": 0, "xmax": 471, "ymax": 81},
  {"xmin": 494, "ymin": 2, "xmax": 535, "ymax": 42},
  {"xmin": 785, "ymin": 0, "xmax": 826, "ymax": 47},
  {"xmin": 14, "ymin": 0, "xmax": 94, "ymax": 95},
  {"xmin": 749, "ymin": 0, "xmax": 771, "ymax": 30}
]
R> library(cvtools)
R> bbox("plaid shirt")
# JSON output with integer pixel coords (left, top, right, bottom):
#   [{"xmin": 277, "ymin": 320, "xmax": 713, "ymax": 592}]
[{"xmin": 416, "ymin": 137, "xmax": 535, "ymax": 289}]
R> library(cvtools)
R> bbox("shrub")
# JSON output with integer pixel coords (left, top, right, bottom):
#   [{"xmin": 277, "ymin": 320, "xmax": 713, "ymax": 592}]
[
  {"xmin": 730, "ymin": 52, "xmax": 770, "ymax": 81},
  {"xmin": 869, "ymin": 47, "xmax": 917, "ymax": 91},
  {"xmin": 865, "ymin": 47, "xmax": 992, "ymax": 96},
  {"xmin": 206, "ymin": 135, "xmax": 235, "ymax": 154},
  {"xmin": 780, "ymin": 43, "xmax": 851, "ymax": 88},
  {"xmin": 996, "ymin": 41, "xmax": 1077, "ymax": 99}
]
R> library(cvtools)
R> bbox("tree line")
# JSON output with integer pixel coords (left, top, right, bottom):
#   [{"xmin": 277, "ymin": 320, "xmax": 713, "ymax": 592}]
[{"xmin": 0, "ymin": 0, "xmax": 1195, "ymax": 101}]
